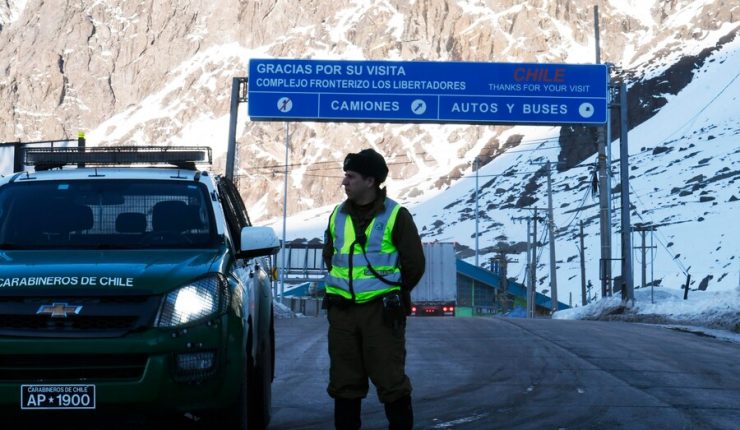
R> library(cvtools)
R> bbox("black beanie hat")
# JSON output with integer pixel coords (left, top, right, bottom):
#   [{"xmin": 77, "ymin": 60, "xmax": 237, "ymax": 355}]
[{"xmin": 343, "ymin": 148, "xmax": 389, "ymax": 184}]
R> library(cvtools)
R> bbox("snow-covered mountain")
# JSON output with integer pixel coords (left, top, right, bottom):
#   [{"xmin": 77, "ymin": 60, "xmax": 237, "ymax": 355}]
[{"xmin": 1, "ymin": 0, "xmax": 738, "ymax": 305}]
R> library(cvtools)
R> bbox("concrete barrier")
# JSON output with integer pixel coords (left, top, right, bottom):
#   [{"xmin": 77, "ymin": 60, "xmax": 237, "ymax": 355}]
[{"xmin": 280, "ymin": 297, "xmax": 325, "ymax": 317}]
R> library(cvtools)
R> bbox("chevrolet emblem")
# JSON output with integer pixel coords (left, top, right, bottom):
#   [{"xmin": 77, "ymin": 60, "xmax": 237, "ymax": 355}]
[{"xmin": 36, "ymin": 303, "xmax": 83, "ymax": 318}]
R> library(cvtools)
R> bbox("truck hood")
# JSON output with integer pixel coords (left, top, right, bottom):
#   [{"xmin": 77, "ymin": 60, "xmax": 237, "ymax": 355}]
[{"xmin": 0, "ymin": 248, "xmax": 226, "ymax": 294}]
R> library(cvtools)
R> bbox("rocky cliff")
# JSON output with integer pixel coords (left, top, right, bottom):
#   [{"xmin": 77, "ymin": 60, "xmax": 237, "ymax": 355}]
[{"xmin": 0, "ymin": 0, "xmax": 737, "ymax": 222}]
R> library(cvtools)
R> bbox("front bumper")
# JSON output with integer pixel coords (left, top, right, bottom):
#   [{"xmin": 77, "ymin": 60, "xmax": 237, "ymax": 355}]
[{"xmin": 0, "ymin": 313, "xmax": 246, "ymax": 415}]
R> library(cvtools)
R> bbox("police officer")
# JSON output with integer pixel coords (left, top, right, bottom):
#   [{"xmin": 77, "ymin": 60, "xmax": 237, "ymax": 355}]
[{"xmin": 323, "ymin": 148, "xmax": 425, "ymax": 430}]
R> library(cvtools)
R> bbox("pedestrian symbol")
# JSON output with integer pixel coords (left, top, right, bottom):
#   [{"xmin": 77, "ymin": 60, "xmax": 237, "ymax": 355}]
[{"xmin": 277, "ymin": 97, "xmax": 293, "ymax": 113}]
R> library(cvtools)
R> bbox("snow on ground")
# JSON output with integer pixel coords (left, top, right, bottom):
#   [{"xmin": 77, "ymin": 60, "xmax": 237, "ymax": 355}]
[
  {"xmin": 274, "ymin": 300, "xmax": 302, "ymax": 319},
  {"xmin": 554, "ymin": 287, "xmax": 740, "ymax": 339}
]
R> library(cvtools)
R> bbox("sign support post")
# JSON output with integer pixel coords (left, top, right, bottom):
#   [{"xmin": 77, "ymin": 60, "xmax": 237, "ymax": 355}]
[
  {"xmin": 226, "ymin": 77, "xmax": 247, "ymax": 180},
  {"xmin": 280, "ymin": 122, "xmax": 290, "ymax": 299}
]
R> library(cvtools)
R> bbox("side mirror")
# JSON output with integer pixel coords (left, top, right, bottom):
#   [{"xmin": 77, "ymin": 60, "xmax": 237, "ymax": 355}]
[{"xmin": 238, "ymin": 226, "xmax": 280, "ymax": 259}]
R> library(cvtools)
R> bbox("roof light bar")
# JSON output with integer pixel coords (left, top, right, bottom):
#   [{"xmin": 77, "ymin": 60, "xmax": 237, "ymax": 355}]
[{"xmin": 24, "ymin": 146, "xmax": 212, "ymax": 169}]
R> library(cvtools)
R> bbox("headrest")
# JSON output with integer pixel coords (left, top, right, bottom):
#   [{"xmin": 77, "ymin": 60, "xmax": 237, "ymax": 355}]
[
  {"xmin": 152, "ymin": 201, "xmax": 203, "ymax": 232},
  {"xmin": 115, "ymin": 212, "xmax": 147, "ymax": 233},
  {"xmin": 69, "ymin": 204, "xmax": 94, "ymax": 231}
]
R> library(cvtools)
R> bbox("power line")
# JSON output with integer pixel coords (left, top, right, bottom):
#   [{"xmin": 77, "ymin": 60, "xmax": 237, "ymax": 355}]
[
  {"xmin": 249, "ymin": 146, "xmax": 560, "ymax": 172},
  {"xmin": 628, "ymin": 182, "xmax": 690, "ymax": 276},
  {"xmin": 656, "ymin": 71, "xmax": 739, "ymax": 146},
  {"xmin": 246, "ymin": 134, "xmax": 566, "ymax": 171},
  {"xmin": 244, "ymin": 132, "xmax": 675, "ymax": 179},
  {"xmin": 604, "ymin": 71, "xmax": 738, "ymax": 170},
  {"xmin": 247, "ymin": 143, "xmax": 658, "ymax": 180},
  {"xmin": 558, "ymin": 184, "xmax": 592, "ymax": 232}
]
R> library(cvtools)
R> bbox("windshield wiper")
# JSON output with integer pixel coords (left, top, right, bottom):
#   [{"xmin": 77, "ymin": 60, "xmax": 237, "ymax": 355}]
[{"xmin": 0, "ymin": 243, "xmax": 24, "ymax": 250}]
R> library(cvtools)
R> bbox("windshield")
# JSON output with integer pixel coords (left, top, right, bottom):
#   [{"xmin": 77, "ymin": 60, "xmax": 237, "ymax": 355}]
[{"xmin": 0, "ymin": 179, "xmax": 217, "ymax": 250}]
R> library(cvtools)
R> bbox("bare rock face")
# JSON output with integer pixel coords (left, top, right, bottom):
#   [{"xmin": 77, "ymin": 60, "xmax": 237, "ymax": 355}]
[{"xmin": 0, "ymin": 0, "xmax": 737, "ymax": 220}]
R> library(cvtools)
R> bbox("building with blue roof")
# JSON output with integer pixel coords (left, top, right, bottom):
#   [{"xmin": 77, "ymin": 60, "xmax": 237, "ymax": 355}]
[{"xmin": 456, "ymin": 259, "xmax": 569, "ymax": 316}]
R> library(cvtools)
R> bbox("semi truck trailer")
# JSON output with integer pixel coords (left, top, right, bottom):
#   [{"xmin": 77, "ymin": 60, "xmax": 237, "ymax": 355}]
[{"xmin": 409, "ymin": 242, "xmax": 456, "ymax": 316}]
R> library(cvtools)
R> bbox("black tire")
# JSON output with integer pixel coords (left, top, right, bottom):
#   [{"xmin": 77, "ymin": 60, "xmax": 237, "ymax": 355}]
[
  {"xmin": 207, "ymin": 319, "xmax": 254, "ymax": 430},
  {"xmin": 218, "ymin": 350, "xmax": 248, "ymax": 430},
  {"xmin": 247, "ymin": 311, "xmax": 273, "ymax": 430}
]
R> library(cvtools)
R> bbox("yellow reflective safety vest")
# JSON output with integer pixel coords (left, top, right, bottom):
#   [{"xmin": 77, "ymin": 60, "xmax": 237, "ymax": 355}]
[{"xmin": 324, "ymin": 198, "xmax": 402, "ymax": 303}]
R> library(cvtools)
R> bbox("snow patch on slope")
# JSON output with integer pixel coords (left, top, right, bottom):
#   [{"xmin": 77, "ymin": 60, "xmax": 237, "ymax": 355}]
[
  {"xmin": 0, "ymin": 0, "xmax": 27, "ymax": 28},
  {"xmin": 88, "ymin": 42, "xmax": 270, "ymax": 153}
]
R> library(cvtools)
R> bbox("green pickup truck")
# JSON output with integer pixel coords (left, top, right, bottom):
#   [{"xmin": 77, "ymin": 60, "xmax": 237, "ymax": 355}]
[{"xmin": 0, "ymin": 147, "xmax": 279, "ymax": 429}]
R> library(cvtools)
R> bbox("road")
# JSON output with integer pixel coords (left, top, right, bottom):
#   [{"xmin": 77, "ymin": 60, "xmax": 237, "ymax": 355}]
[
  {"xmin": 270, "ymin": 316, "xmax": 740, "ymax": 430},
  {"xmin": 8, "ymin": 316, "xmax": 738, "ymax": 429}
]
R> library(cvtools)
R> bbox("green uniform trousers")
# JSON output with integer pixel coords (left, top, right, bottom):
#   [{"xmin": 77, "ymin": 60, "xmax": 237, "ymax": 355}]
[{"xmin": 326, "ymin": 297, "xmax": 412, "ymax": 404}]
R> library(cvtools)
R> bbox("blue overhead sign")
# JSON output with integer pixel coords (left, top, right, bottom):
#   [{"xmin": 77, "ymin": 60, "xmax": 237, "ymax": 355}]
[{"xmin": 247, "ymin": 59, "xmax": 608, "ymax": 125}]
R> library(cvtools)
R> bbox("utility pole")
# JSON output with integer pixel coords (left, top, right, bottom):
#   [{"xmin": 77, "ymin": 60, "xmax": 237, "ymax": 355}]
[
  {"xmin": 529, "ymin": 161, "xmax": 559, "ymax": 313},
  {"xmin": 594, "ymin": 6, "xmax": 601, "ymax": 65},
  {"xmin": 618, "ymin": 82, "xmax": 635, "ymax": 303},
  {"xmin": 651, "ymin": 230, "xmax": 656, "ymax": 304},
  {"xmin": 492, "ymin": 250, "xmax": 517, "ymax": 291},
  {"xmin": 499, "ymin": 253, "xmax": 508, "ymax": 296},
  {"xmin": 638, "ymin": 231, "xmax": 646, "ymax": 288},
  {"xmin": 594, "ymin": 5, "xmax": 613, "ymax": 299},
  {"xmin": 579, "ymin": 221, "xmax": 587, "ymax": 306},
  {"xmin": 518, "ymin": 209, "xmax": 545, "ymax": 318},
  {"xmin": 499, "ymin": 254, "xmax": 508, "ymax": 312},
  {"xmin": 491, "ymin": 249, "xmax": 518, "ymax": 313},
  {"xmin": 530, "ymin": 208, "xmax": 538, "ymax": 318},
  {"xmin": 515, "ymin": 212, "xmax": 542, "ymax": 318},
  {"xmin": 545, "ymin": 161, "xmax": 558, "ymax": 312},
  {"xmin": 633, "ymin": 224, "xmax": 657, "ymax": 289},
  {"xmin": 634, "ymin": 224, "xmax": 658, "ymax": 303},
  {"xmin": 525, "ymin": 218, "xmax": 532, "ymax": 318},
  {"xmin": 474, "ymin": 156, "xmax": 480, "ymax": 267}
]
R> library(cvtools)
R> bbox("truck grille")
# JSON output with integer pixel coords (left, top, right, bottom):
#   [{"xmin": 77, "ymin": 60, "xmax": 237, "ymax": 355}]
[
  {"xmin": 2, "ymin": 315, "xmax": 138, "ymax": 330},
  {"xmin": 0, "ymin": 294, "xmax": 161, "ymax": 338},
  {"xmin": 0, "ymin": 354, "xmax": 148, "ymax": 381}
]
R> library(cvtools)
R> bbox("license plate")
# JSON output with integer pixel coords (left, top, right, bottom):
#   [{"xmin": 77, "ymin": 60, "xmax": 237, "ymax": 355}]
[{"xmin": 21, "ymin": 384, "xmax": 96, "ymax": 410}]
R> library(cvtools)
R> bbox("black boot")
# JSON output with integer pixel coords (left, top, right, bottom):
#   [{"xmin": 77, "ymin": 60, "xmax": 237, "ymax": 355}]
[
  {"xmin": 384, "ymin": 395, "xmax": 413, "ymax": 430},
  {"xmin": 335, "ymin": 397, "xmax": 362, "ymax": 430}
]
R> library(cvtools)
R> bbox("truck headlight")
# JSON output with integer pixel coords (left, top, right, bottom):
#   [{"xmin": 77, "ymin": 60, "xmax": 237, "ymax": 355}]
[{"xmin": 156, "ymin": 275, "xmax": 229, "ymax": 327}]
